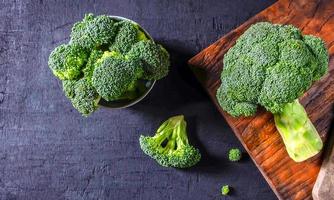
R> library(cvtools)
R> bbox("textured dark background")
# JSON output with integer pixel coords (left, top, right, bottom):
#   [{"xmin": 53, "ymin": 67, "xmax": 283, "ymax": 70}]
[{"xmin": 0, "ymin": 0, "xmax": 278, "ymax": 199}]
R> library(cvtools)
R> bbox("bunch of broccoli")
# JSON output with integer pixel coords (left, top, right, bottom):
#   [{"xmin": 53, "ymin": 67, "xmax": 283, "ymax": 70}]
[
  {"xmin": 48, "ymin": 14, "xmax": 170, "ymax": 116},
  {"xmin": 139, "ymin": 115, "xmax": 201, "ymax": 168},
  {"xmin": 216, "ymin": 22, "xmax": 329, "ymax": 162}
]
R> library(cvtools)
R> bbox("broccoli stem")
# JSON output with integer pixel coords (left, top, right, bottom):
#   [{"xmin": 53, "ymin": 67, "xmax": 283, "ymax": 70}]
[
  {"xmin": 153, "ymin": 115, "xmax": 184, "ymax": 146},
  {"xmin": 175, "ymin": 120, "xmax": 189, "ymax": 149},
  {"xmin": 274, "ymin": 99, "xmax": 323, "ymax": 162}
]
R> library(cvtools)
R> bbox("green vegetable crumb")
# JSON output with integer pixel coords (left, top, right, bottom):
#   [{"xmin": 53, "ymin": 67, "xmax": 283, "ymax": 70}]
[
  {"xmin": 221, "ymin": 185, "xmax": 230, "ymax": 196},
  {"xmin": 228, "ymin": 148, "xmax": 241, "ymax": 162}
]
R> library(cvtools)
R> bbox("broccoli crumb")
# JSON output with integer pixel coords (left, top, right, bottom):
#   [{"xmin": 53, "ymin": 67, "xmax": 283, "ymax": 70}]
[
  {"xmin": 228, "ymin": 148, "xmax": 241, "ymax": 162},
  {"xmin": 221, "ymin": 185, "xmax": 230, "ymax": 196}
]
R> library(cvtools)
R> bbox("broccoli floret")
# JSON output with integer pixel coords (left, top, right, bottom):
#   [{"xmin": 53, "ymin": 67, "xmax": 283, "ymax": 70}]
[
  {"xmin": 216, "ymin": 22, "xmax": 328, "ymax": 162},
  {"xmin": 92, "ymin": 52, "xmax": 143, "ymax": 101},
  {"xmin": 70, "ymin": 13, "xmax": 116, "ymax": 49},
  {"xmin": 139, "ymin": 115, "xmax": 201, "ymax": 168},
  {"xmin": 221, "ymin": 185, "xmax": 230, "ymax": 196},
  {"xmin": 62, "ymin": 78, "xmax": 100, "ymax": 116},
  {"xmin": 62, "ymin": 79, "xmax": 76, "ymax": 99},
  {"xmin": 228, "ymin": 148, "xmax": 241, "ymax": 162},
  {"xmin": 48, "ymin": 44, "xmax": 88, "ymax": 80},
  {"xmin": 109, "ymin": 21, "xmax": 148, "ymax": 54},
  {"xmin": 127, "ymin": 40, "xmax": 170, "ymax": 80},
  {"xmin": 83, "ymin": 49, "xmax": 104, "ymax": 83}
]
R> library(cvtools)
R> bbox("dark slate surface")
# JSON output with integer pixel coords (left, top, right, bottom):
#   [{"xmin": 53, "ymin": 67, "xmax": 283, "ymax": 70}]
[{"xmin": 0, "ymin": 0, "xmax": 277, "ymax": 199}]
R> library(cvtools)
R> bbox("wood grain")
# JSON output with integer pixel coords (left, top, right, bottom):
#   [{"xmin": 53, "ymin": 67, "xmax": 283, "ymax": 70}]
[{"xmin": 188, "ymin": 0, "xmax": 334, "ymax": 199}]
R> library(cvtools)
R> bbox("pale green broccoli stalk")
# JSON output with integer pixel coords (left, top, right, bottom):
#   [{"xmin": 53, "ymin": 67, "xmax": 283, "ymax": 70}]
[
  {"xmin": 221, "ymin": 185, "xmax": 230, "ymax": 196},
  {"xmin": 274, "ymin": 100, "xmax": 323, "ymax": 162},
  {"xmin": 70, "ymin": 13, "xmax": 116, "ymax": 49},
  {"xmin": 228, "ymin": 148, "xmax": 241, "ymax": 162},
  {"xmin": 127, "ymin": 40, "xmax": 170, "ymax": 80},
  {"xmin": 139, "ymin": 115, "xmax": 201, "ymax": 168},
  {"xmin": 216, "ymin": 22, "xmax": 328, "ymax": 162},
  {"xmin": 62, "ymin": 78, "xmax": 100, "ymax": 116},
  {"xmin": 92, "ymin": 51, "xmax": 143, "ymax": 101},
  {"xmin": 48, "ymin": 44, "xmax": 88, "ymax": 80},
  {"xmin": 109, "ymin": 21, "xmax": 148, "ymax": 54}
]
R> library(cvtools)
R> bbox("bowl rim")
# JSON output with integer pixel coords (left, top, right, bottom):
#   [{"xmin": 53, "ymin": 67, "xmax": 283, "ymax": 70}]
[{"xmin": 99, "ymin": 15, "xmax": 156, "ymax": 109}]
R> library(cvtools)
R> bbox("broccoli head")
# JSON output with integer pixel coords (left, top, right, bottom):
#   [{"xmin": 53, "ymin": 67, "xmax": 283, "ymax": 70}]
[
  {"xmin": 109, "ymin": 21, "xmax": 148, "ymax": 54},
  {"xmin": 218, "ymin": 22, "xmax": 328, "ymax": 115},
  {"xmin": 139, "ymin": 115, "xmax": 201, "ymax": 168},
  {"xmin": 127, "ymin": 40, "xmax": 170, "ymax": 80},
  {"xmin": 70, "ymin": 13, "xmax": 116, "ymax": 49},
  {"xmin": 92, "ymin": 52, "xmax": 143, "ymax": 101},
  {"xmin": 62, "ymin": 78, "xmax": 100, "ymax": 116},
  {"xmin": 48, "ymin": 44, "xmax": 88, "ymax": 80},
  {"xmin": 217, "ymin": 22, "xmax": 328, "ymax": 162}
]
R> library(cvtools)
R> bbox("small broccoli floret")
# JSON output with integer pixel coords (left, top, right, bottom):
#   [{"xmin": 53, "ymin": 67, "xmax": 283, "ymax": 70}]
[
  {"xmin": 70, "ymin": 14, "xmax": 116, "ymax": 49},
  {"xmin": 63, "ymin": 78, "xmax": 100, "ymax": 116},
  {"xmin": 92, "ymin": 52, "xmax": 143, "ymax": 101},
  {"xmin": 221, "ymin": 185, "xmax": 230, "ymax": 196},
  {"xmin": 228, "ymin": 148, "xmax": 241, "ymax": 162},
  {"xmin": 216, "ymin": 85, "xmax": 257, "ymax": 117},
  {"xmin": 127, "ymin": 40, "xmax": 170, "ymax": 80},
  {"xmin": 217, "ymin": 22, "xmax": 329, "ymax": 162},
  {"xmin": 109, "ymin": 21, "xmax": 148, "ymax": 54},
  {"xmin": 303, "ymin": 35, "xmax": 329, "ymax": 80},
  {"xmin": 48, "ymin": 44, "xmax": 88, "ymax": 80},
  {"xmin": 139, "ymin": 115, "xmax": 201, "ymax": 168},
  {"xmin": 83, "ymin": 49, "xmax": 104, "ymax": 83},
  {"xmin": 62, "ymin": 80, "xmax": 76, "ymax": 99}
]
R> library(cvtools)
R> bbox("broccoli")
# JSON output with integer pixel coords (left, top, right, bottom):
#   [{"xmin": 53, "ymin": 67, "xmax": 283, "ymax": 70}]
[
  {"xmin": 139, "ymin": 115, "xmax": 201, "ymax": 168},
  {"xmin": 48, "ymin": 44, "xmax": 88, "ymax": 80},
  {"xmin": 62, "ymin": 78, "xmax": 100, "ymax": 116},
  {"xmin": 92, "ymin": 51, "xmax": 143, "ymax": 101},
  {"xmin": 83, "ymin": 49, "xmax": 104, "ymax": 83},
  {"xmin": 216, "ymin": 22, "xmax": 328, "ymax": 162},
  {"xmin": 221, "ymin": 185, "xmax": 230, "ymax": 196},
  {"xmin": 48, "ymin": 14, "xmax": 171, "ymax": 116},
  {"xmin": 127, "ymin": 40, "xmax": 170, "ymax": 80},
  {"xmin": 62, "ymin": 79, "xmax": 76, "ymax": 99},
  {"xmin": 228, "ymin": 148, "xmax": 241, "ymax": 162},
  {"xmin": 70, "ymin": 13, "xmax": 116, "ymax": 49},
  {"xmin": 109, "ymin": 21, "xmax": 148, "ymax": 54}
]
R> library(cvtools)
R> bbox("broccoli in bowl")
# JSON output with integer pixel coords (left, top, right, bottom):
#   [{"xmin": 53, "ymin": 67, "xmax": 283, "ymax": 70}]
[
  {"xmin": 48, "ymin": 14, "xmax": 170, "ymax": 116},
  {"xmin": 216, "ymin": 22, "xmax": 328, "ymax": 162}
]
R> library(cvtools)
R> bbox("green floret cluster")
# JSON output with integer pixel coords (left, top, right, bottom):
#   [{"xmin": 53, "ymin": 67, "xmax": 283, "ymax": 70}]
[
  {"xmin": 218, "ymin": 22, "xmax": 328, "ymax": 116},
  {"xmin": 127, "ymin": 40, "xmax": 170, "ymax": 80},
  {"xmin": 48, "ymin": 13, "xmax": 170, "ymax": 116},
  {"xmin": 139, "ymin": 115, "xmax": 201, "ymax": 168},
  {"xmin": 63, "ymin": 79, "xmax": 100, "ymax": 116},
  {"xmin": 217, "ymin": 22, "xmax": 328, "ymax": 162},
  {"xmin": 48, "ymin": 44, "xmax": 89, "ymax": 80}
]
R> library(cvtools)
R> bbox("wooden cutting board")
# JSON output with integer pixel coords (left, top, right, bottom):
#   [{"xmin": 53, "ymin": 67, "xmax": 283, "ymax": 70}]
[{"xmin": 188, "ymin": 0, "xmax": 334, "ymax": 199}]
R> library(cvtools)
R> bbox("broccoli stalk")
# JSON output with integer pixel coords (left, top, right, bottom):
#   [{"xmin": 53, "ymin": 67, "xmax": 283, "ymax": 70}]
[
  {"xmin": 274, "ymin": 99, "xmax": 323, "ymax": 162},
  {"xmin": 139, "ymin": 115, "xmax": 201, "ymax": 168}
]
